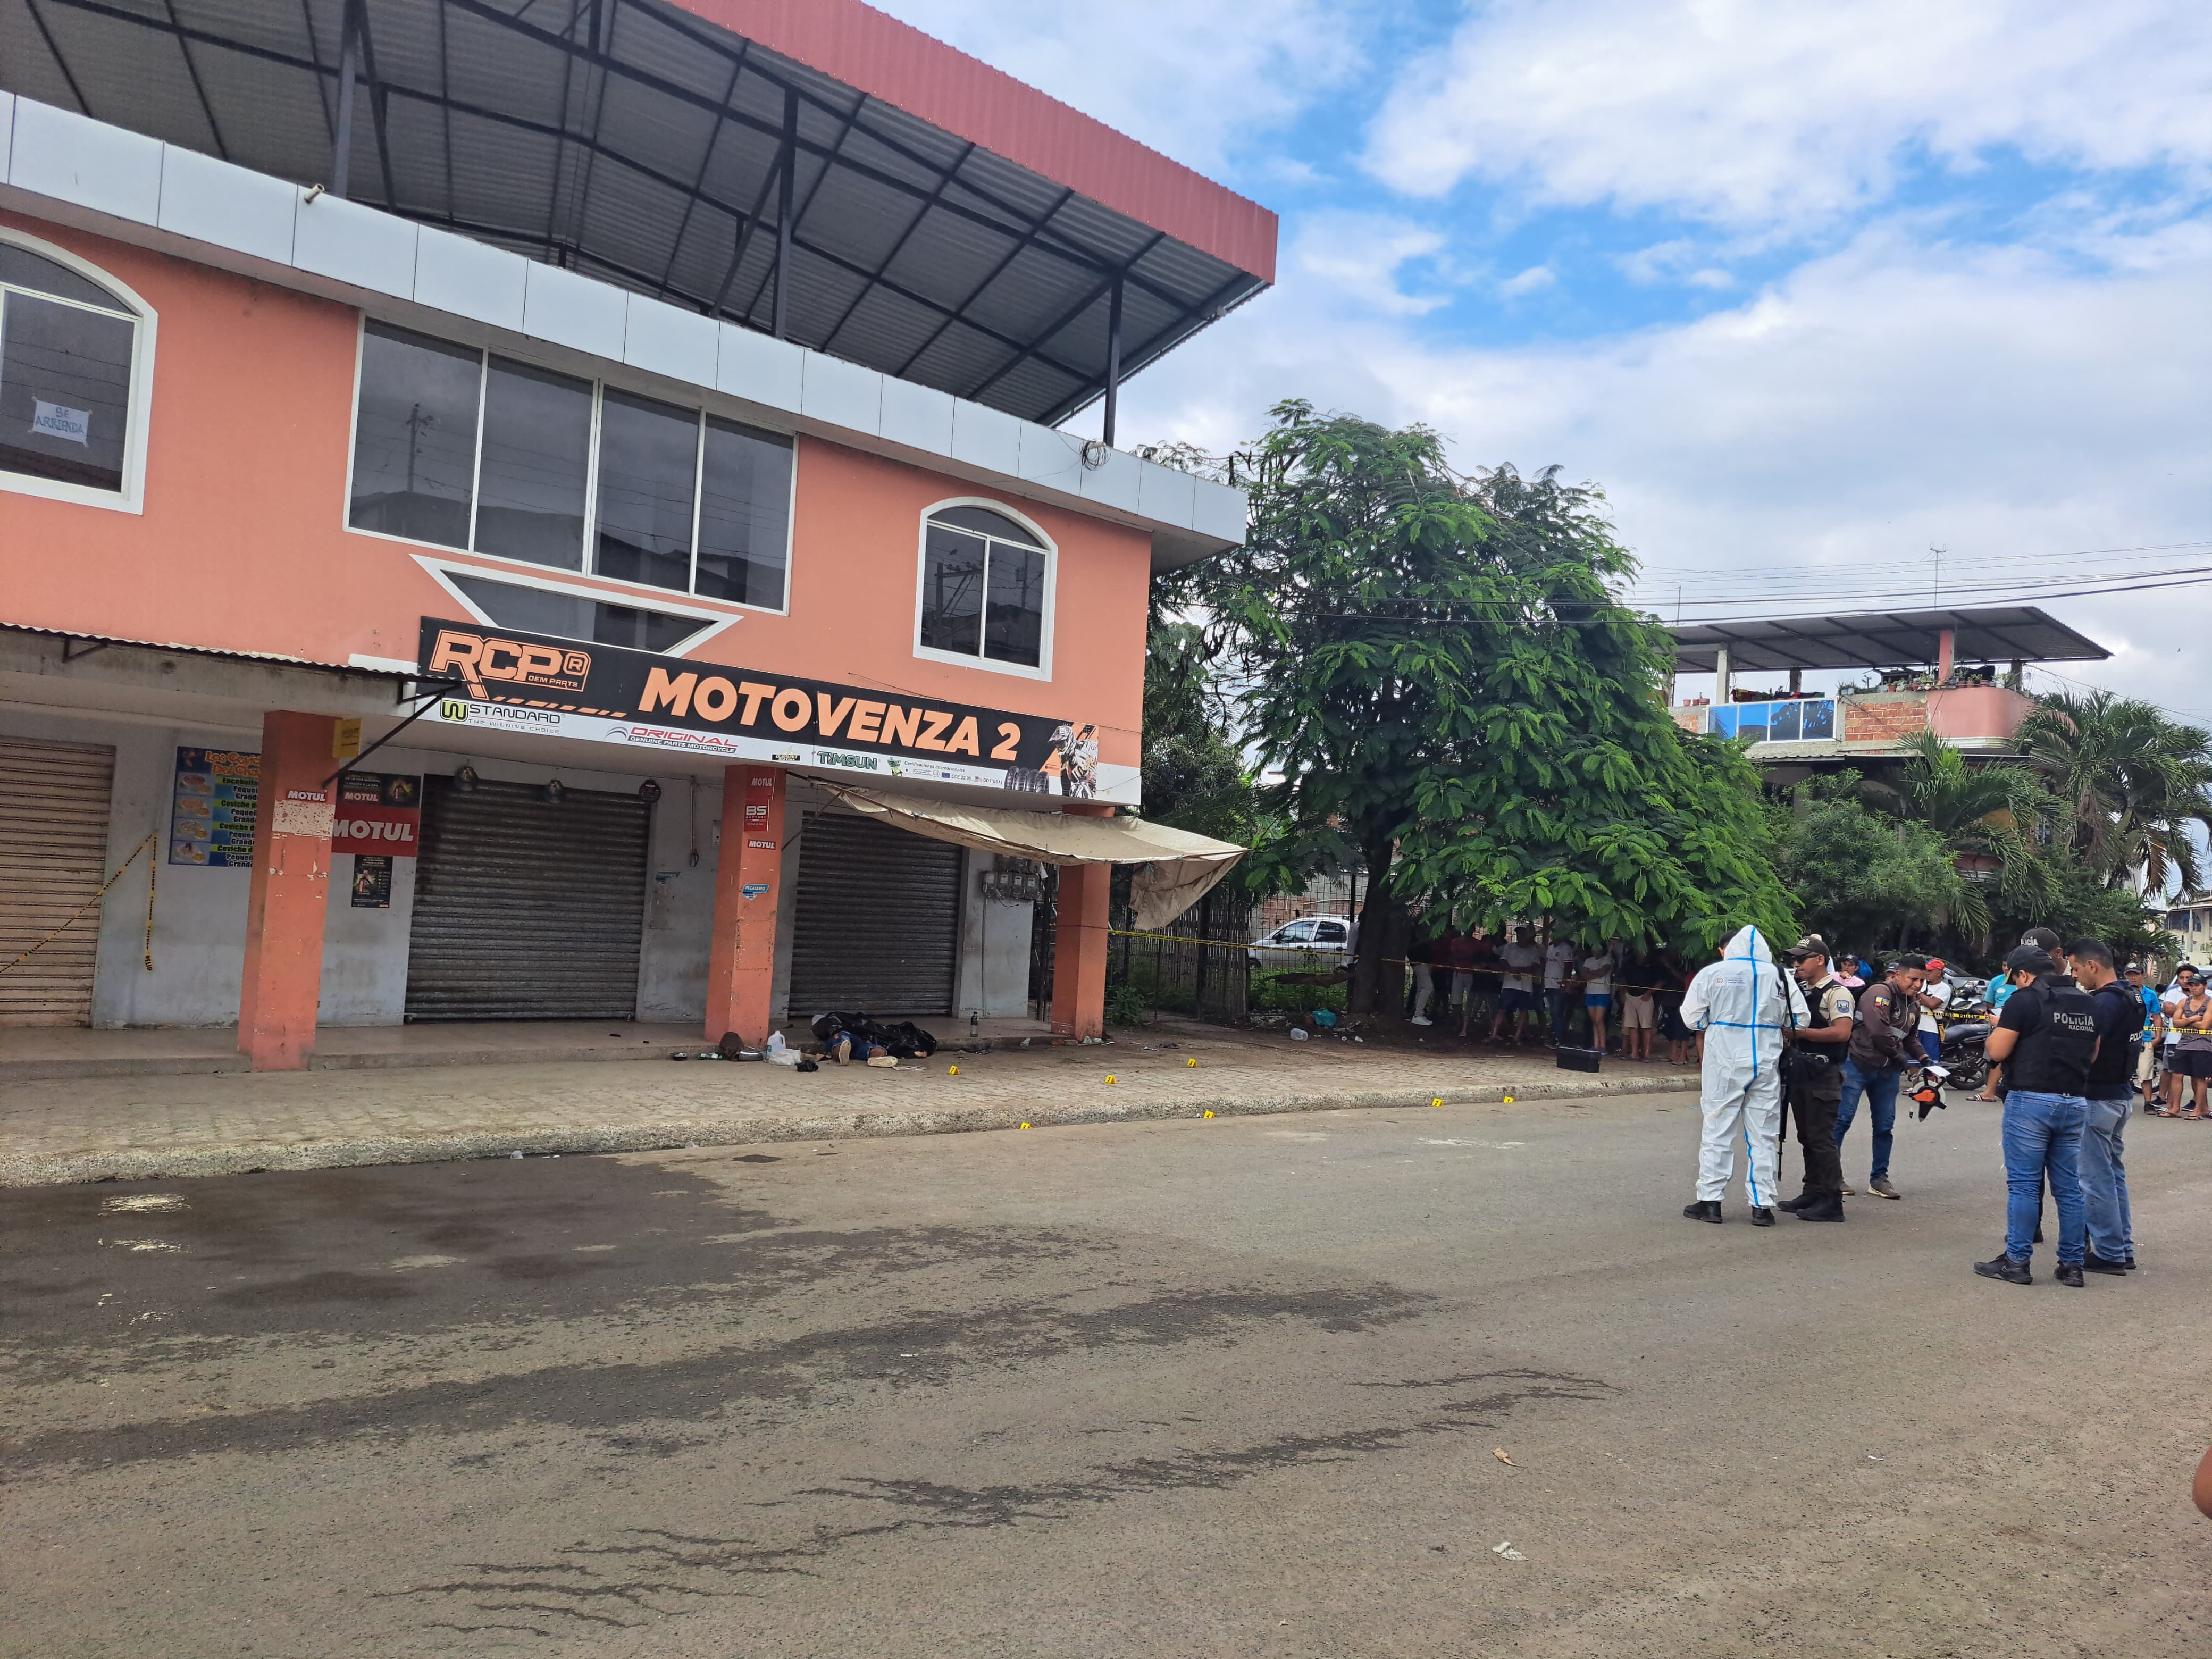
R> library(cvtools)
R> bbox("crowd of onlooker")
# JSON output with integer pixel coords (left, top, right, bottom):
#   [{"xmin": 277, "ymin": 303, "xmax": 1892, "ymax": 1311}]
[{"xmin": 1400, "ymin": 925, "xmax": 1908, "ymax": 1064}]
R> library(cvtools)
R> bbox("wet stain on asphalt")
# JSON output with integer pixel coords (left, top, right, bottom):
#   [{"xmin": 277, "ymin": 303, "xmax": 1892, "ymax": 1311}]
[
  {"xmin": 3, "ymin": 1282, "xmax": 1432, "ymax": 1472},
  {"xmin": 383, "ymin": 1369, "xmax": 1620, "ymax": 1635},
  {"xmin": 1, "ymin": 1155, "xmax": 1111, "ymax": 1387}
]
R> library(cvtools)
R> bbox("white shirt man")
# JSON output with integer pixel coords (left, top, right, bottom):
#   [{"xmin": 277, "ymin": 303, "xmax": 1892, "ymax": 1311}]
[
  {"xmin": 1544, "ymin": 941, "xmax": 1577, "ymax": 991},
  {"xmin": 1498, "ymin": 941, "xmax": 1540, "ymax": 994}
]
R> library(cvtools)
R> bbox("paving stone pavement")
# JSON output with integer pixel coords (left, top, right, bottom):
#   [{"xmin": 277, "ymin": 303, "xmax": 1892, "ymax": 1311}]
[{"xmin": 1, "ymin": 1022, "xmax": 1698, "ymax": 1185}]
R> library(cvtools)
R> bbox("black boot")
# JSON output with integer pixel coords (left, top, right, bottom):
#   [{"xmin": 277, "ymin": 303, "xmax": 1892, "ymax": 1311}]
[
  {"xmin": 1973, "ymin": 1252, "xmax": 2032, "ymax": 1285},
  {"xmin": 1776, "ymin": 1192, "xmax": 1814, "ymax": 1212},
  {"xmin": 2055, "ymin": 1262, "xmax": 2085, "ymax": 1288},
  {"xmin": 1794, "ymin": 1192, "xmax": 1847, "ymax": 1222},
  {"xmin": 2082, "ymin": 1249, "xmax": 2127, "ymax": 1276},
  {"xmin": 1682, "ymin": 1199, "xmax": 1723, "ymax": 1224},
  {"xmin": 1750, "ymin": 1206, "xmax": 1776, "ymax": 1226}
]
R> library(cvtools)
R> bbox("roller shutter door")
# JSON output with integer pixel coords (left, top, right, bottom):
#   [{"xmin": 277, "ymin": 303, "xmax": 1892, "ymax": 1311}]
[
  {"xmin": 405, "ymin": 776, "xmax": 649, "ymax": 1020},
  {"xmin": 0, "ymin": 735, "xmax": 117, "ymax": 1026},
  {"xmin": 788, "ymin": 809, "xmax": 962, "ymax": 1016}
]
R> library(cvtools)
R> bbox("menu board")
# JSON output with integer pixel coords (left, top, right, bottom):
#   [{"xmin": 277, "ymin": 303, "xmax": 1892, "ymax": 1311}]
[{"xmin": 169, "ymin": 748, "xmax": 259, "ymax": 866}]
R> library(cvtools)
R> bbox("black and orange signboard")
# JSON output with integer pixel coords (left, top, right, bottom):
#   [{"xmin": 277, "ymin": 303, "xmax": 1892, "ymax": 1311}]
[{"xmin": 415, "ymin": 617, "xmax": 1109, "ymax": 799}]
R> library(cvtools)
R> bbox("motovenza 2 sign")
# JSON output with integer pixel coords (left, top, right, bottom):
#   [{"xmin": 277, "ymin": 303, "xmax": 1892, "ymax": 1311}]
[{"xmin": 415, "ymin": 617, "xmax": 1109, "ymax": 799}]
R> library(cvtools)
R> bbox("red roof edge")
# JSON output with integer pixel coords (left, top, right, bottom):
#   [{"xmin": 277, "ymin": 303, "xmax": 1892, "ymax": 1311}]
[{"xmin": 672, "ymin": 0, "xmax": 1278, "ymax": 283}]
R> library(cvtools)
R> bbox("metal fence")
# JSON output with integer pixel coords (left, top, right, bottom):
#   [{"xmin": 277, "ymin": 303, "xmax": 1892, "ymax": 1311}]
[{"xmin": 1028, "ymin": 872, "xmax": 1256, "ymax": 1025}]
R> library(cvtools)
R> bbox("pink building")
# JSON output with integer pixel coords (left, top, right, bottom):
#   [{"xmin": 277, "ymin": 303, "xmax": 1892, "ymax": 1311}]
[{"xmin": 0, "ymin": 2, "xmax": 1273, "ymax": 1060}]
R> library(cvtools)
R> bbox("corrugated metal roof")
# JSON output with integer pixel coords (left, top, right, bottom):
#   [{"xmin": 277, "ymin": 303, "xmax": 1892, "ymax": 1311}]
[
  {"xmin": 1669, "ymin": 607, "xmax": 2113, "ymax": 674},
  {"xmin": 0, "ymin": 0, "xmax": 1273, "ymax": 425},
  {"xmin": 1, "ymin": 623, "xmax": 410, "ymax": 676}
]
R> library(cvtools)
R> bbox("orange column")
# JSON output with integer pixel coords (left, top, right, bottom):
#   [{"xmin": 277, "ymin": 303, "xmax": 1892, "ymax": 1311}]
[
  {"xmin": 1051, "ymin": 860, "xmax": 1111, "ymax": 1038},
  {"xmin": 237, "ymin": 710, "xmax": 339, "ymax": 1071},
  {"xmin": 705, "ymin": 764, "xmax": 786, "ymax": 1046}
]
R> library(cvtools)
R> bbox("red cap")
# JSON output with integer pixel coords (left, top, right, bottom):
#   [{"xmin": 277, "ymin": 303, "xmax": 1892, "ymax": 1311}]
[{"xmin": 1925, "ymin": 958, "xmax": 1945, "ymax": 971}]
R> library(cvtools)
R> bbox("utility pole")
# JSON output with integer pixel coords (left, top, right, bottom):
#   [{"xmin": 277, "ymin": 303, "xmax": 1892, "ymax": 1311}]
[{"xmin": 1929, "ymin": 545, "xmax": 1946, "ymax": 607}]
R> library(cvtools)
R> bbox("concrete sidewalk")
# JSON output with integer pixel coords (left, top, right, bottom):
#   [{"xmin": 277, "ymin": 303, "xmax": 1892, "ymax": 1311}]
[
  {"xmin": 0, "ymin": 1016, "xmax": 1054, "ymax": 1082},
  {"xmin": 1, "ymin": 1019, "xmax": 1697, "ymax": 1185}
]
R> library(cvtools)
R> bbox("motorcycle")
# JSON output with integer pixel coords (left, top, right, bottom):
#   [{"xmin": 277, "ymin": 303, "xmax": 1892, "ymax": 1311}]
[{"xmin": 1904, "ymin": 985, "xmax": 1993, "ymax": 1115}]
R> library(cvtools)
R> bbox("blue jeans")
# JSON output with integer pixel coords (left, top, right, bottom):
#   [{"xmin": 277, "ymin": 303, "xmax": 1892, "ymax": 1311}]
[
  {"xmin": 1546, "ymin": 988, "xmax": 1571, "ymax": 1044},
  {"xmin": 2078, "ymin": 1094, "xmax": 2132, "ymax": 1261},
  {"xmin": 2003, "ymin": 1090, "xmax": 2085, "ymax": 1264},
  {"xmin": 1919, "ymin": 1029, "xmax": 1942, "ymax": 1065},
  {"xmin": 1833, "ymin": 1060, "xmax": 1901, "ymax": 1181}
]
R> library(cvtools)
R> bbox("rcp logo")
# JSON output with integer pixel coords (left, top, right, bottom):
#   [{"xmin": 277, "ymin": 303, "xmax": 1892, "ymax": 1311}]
[{"xmin": 426, "ymin": 627, "xmax": 590, "ymax": 693}]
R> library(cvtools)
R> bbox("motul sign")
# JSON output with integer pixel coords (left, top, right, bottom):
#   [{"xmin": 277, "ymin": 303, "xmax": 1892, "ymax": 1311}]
[{"xmin": 334, "ymin": 771, "xmax": 423, "ymax": 856}]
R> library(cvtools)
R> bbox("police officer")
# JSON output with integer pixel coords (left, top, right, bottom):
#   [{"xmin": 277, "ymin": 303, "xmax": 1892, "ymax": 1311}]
[{"xmin": 1777, "ymin": 935, "xmax": 1857, "ymax": 1223}]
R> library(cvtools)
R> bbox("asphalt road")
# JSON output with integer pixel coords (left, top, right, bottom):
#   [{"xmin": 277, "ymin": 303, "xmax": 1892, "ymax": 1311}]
[{"xmin": 5, "ymin": 1091, "xmax": 2208, "ymax": 1658}]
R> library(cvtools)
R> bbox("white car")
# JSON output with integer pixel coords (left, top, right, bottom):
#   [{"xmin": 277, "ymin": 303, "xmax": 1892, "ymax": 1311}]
[{"xmin": 1248, "ymin": 916, "xmax": 1352, "ymax": 972}]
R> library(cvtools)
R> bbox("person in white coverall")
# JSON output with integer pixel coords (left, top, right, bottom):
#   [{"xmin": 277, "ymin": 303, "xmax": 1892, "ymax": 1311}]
[{"xmin": 1679, "ymin": 924, "xmax": 1809, "ymax": 1225}]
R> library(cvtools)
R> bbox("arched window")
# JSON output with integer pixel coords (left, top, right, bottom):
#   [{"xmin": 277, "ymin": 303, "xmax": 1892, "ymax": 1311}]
[
  {"xmin": 0, "ymin": 232, "xmax": 154, "ymax": 510},
  {"xmin": 915, "ymin": 501, "xmax": 1054, "ymax": 675}
]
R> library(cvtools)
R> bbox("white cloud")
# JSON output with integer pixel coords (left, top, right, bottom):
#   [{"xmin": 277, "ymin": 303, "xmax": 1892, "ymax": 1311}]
[
  {"xmin": 1498, "ymin": 264, "xmax": 1555, "ymax": 297},
  {"xmin": 1099, "ymin": 216, "xmax": 2212, "ymax": 715},
  {"xmin": 1367, "ymin": 0, "xmax": 2212, "ymax": 227},
  {"xmin": 1290, "ymin": 212, "xmax": 1454, "ymax": 314},
  {"xmin": 872, "ymin": 0, "xmax": 1367, "ymax": 174}
]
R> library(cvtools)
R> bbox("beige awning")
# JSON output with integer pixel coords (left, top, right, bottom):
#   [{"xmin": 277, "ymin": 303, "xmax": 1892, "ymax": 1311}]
[{"xmin": 819, "ymin": 786, "xmax": 1246, "ymax": 933}]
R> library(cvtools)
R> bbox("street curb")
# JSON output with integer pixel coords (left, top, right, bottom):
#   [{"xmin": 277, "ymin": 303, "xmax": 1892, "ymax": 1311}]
[{"xmin": 1, "ymin": 1069, "xmax": 1699, "ymax": 1186}]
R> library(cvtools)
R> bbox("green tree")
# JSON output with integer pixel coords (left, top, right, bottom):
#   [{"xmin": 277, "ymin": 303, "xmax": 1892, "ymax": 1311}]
[
  {"xmin": 1865, "ymin": 731, "xmax": 2051, "ymax": 933},
  {"xmin": 1161, "ymin": 400, "xmax": 1795, "ymax": 1011},
  {"xmin": 1772, "ymin": 774, "xmax": 1984, "ymax": 952},
  {"xmin": 2015, "ymin": 689, "xmax": 2212, "ymax": 894},
  {"xmin": 1137, "ymin": 617, "xmax": 1257, "ymax": 845}
]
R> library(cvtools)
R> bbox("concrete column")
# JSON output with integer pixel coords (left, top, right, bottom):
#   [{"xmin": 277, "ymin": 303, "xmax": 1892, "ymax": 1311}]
[
  {"xmin": 238, "ymin": 710, "xmax": 340, "ymax": 1071},
  {"xmin": 705, "ymin": 764, "xmax": 786, "ymax": 1045},
  {"xmin": 1713, "ymin": 647, "xmax": 1731, "ymax": 705},
  {"xmin": 1937, "ymin": 628, "xmax": 1956, "ymax": 683},
  {"xmin": 1051, "ymin": 860, "xmax": 1112, "ymax": 1038}
]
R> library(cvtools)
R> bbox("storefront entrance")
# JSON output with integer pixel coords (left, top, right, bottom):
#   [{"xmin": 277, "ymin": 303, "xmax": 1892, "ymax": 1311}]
[
  {"xmin": 787, "ymin": 807, "xmax": 963, "ymax": 1016},
  {"xmin": 404, "ymin": 776, "xmax": 650, "ymax": 1020},
  {"xmin": 0, "ymin": 735, "xmax": 117, "ymax": 1026}
]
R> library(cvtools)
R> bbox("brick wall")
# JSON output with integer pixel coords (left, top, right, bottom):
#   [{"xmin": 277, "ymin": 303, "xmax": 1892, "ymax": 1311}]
[{"xmin": 1840, "ymin": 693, "xmax": 1928, "ymax": 747}]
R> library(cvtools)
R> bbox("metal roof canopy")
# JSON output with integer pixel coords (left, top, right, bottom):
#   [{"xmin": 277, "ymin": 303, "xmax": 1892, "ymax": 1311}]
[
  {"xmin": 1, "ymin": 0, "xmax": 1276, "ymax": 430},
  {"xmin": 1668, "ymin": 606, "xmax": 2111, "ymax": 675}
]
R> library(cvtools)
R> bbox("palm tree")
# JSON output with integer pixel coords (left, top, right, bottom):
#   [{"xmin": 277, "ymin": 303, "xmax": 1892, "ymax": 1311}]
[
  {"xmin": 1867, "ymin": 732, "xmax": 2054, "ymax": 936},
  {"xmin": 2015, "ymin": 691, "xmax": 2212, "ymax": 895}
]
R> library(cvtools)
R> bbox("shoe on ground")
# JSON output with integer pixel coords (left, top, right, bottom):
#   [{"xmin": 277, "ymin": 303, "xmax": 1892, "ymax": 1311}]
[
  {"xmin": 1840, "ymin": 1184, "xmax": 1856, "ymax": 1196},
  {"xmin": 1973, "ymin": 1253, "xmax": 2032, "ymax": 1285},
  {"xmin": 1870, "ymin": 1177, "xmax": 1901, "ymax": 1199},
  {"xmin": 1776, "ymin": 1193, "xmax": 1811, "ymax": 1212},
  {"xmin": 834, "ymin": 1036, "xmax": 852, "ymax": 1065},
  {"xmin": 1682, "ymin": 1200, "xmax": 1724, "ymax": 1224},
  {"xmin": 1750, "ymin": 1206, "xmax": 1776, "ymax": 1227},
  {"xmin": 2123, "ymin": 1255, "xmax": 2138, "ymax": 1270},
  {"xmin": 2082, "ymin": 1249, "xmax": 2127, "ymax": 1276},
  {"xmin": 1411, "ymin": 1016, "xmax": 1433, "ymax": 1027},
  {"xmin": 2055, "ymin": 1262, "xmax": 2085, "ymax": 1288},
  {"xmin": 1793, "ymin": 1193, "xmax": 1847, "ymax": 1222}
]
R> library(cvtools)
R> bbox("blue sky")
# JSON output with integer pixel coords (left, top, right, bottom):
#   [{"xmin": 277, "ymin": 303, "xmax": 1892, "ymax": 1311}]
[{"xmin": 880, "ymin": 0, "xmax": 2212, "ymax": 717}]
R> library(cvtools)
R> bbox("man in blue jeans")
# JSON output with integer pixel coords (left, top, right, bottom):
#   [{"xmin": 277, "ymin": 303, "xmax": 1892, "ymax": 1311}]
[
  {"xmin": 1833, "ymin": 957, "xmax": 1925, "ymax": 1200},
  {"xmin": 2071, "ymin": 940, "xmax": 2139, "ymax": 1274},
  {"xmin": 1975, "ymin": 944, "xmax": 2098, "ymax": 1287}
]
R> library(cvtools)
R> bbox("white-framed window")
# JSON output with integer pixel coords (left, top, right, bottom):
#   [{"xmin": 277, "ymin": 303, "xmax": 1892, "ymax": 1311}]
[
  {"xmin": 343, "ymin": 317, "xmax": 795, "ymax": 614},
  {"xmin": 0, "ymin": 229, "xmax": 156, "ymax": 513},
  {"xmin": 914, "ymin": 499, "xmax": 1055, "ymax": 679}
]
